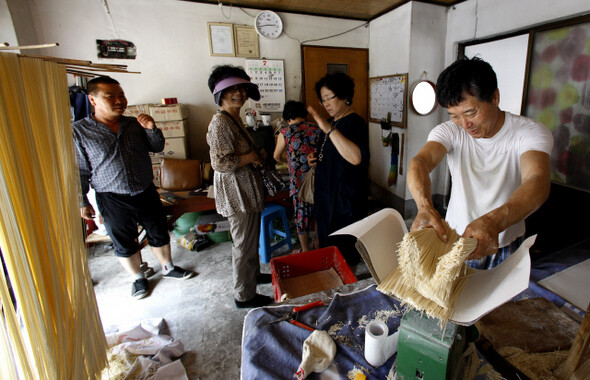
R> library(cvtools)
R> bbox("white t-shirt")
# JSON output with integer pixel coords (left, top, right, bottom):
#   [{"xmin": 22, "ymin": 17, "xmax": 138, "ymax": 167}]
[{"xmin": 428, "ymin": 112, "xmax": 553, "ymax": 247}]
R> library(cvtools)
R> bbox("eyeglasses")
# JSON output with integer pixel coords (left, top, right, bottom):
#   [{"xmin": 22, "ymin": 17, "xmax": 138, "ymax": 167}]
[
  {"xmin": 319, "ymin": 94, "xmax": 337, "ymax": 105},
  {"xmin": 225, "ymin": 84, "xmax": 248, "ymax": 93}
]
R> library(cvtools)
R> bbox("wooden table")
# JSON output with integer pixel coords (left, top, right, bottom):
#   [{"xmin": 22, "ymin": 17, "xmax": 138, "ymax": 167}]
[
  {"xmin": 159, "ymin": 190, "xmax": 217, "ymax": 227},
  {"xmin": 159, "ymin": 189, "xmax": 291, "ymax": 227},
  {"xmin": 87, "ymin": 189, "xmax": 291, "ymax": 248}
]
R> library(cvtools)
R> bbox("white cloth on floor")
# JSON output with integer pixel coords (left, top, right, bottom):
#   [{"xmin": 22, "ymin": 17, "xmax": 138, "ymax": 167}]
[
  {"xmin": 294, "ymin": 330, "xmax": 336, "ymax": 379},
  {"xmin": 102, "ymin": 318, "xmax": 188, "ymax": 380}
]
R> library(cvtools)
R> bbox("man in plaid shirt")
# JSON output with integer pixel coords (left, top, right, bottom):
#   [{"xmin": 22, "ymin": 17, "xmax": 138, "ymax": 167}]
[{"xmin": 74, "ymin": 76, "xmax": 194, "ymax": 299}]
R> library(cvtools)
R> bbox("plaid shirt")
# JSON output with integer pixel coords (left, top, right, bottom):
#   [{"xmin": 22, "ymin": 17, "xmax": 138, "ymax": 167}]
[
  {"xmin": 466, "ymin": 235, "xmax": 525, "ymax": 269},
  {"xmin": 73, "ymin": 114, "xmax": 165, "ymax": 206}
]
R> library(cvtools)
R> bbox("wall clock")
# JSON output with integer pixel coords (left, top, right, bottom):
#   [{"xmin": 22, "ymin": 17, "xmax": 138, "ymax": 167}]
[{"xmin": 254, "ymin": 10, "xmax": 283, "ymax": 39}]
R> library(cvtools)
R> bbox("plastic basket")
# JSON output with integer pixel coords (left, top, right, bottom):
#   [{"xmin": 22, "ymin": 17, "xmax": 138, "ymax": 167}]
[{"xmin": 270, "ymin": 246, "xmax": 358, "ymax": 302}]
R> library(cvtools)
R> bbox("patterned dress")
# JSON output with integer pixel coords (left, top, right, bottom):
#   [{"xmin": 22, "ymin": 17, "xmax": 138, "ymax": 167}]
[{"xmin": 281, "ymin": 121, "xmax": 321, "ymax": 234}]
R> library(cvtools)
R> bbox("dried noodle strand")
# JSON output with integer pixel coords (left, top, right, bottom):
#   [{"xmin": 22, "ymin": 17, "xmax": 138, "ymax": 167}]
[{"xmin": 0, "ymin": 52, "xmax": 108, "ymax": 379}]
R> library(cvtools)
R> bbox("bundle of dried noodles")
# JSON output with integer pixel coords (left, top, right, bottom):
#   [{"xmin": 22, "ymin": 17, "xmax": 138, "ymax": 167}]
[
  {"xmin": 377, "ymin": 221, "xmax": 477, "ymax": 322},
  {"xmin": 0, "ymin": 52, "xmax": 107, "ymax": 379}
]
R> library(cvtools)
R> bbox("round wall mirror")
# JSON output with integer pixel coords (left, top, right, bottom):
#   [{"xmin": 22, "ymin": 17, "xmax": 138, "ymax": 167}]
[{"xmin": 411, "ymin": 80, "xmax": 437, "ymax": 115}]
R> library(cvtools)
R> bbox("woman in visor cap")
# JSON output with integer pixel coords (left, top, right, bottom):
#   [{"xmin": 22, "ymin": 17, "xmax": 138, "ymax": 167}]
[{"xmin": 206, "ymin": 65, "xmax": 273, "ymax": 308}]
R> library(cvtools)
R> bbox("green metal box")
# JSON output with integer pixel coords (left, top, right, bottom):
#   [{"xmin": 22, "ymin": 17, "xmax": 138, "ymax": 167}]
[{"xmin": 396, "ymin": 309, "xmax": 469, "ymax": 380}]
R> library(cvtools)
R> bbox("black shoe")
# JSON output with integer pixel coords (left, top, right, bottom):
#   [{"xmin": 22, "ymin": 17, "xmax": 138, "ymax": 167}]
[
  {"xmin": 131, "ymin": 278, "xmax": 148, "ymax": 299},
  {"xmin": 256, "ymin": 273, "xmax": 272, "ymax": 284},
  {"xmin": 162, "ymin": 266, "xmax": 194, "ymax": 280},
  {"xmin": 234, "ymin": 294, "xmax": 273, "ymax": 308}
]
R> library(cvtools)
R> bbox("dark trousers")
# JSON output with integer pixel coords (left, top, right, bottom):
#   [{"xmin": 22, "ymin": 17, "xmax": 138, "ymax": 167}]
[{"xmin": 96, "ymin": 184, "xmax": 170, "ymax": 257}]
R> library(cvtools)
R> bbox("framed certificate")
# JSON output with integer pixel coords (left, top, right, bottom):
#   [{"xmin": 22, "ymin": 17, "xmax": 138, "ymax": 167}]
[
  {"xmin": 234, "ymin": 25, "xmax": 259, "ymax": 58},
  {"xmin": 207, "ymin": 22, "xmax": 235, "ymax": 57}
]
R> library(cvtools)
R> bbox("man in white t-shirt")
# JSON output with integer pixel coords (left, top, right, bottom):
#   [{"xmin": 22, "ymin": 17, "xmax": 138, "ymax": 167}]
[{"xmin": 408, "ymin": 57, "xmax": 553, "ymax": 269}]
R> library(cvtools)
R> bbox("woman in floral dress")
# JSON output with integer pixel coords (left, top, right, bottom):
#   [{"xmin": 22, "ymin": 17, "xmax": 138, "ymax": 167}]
[{"xmin": 273, "ymin": 101, "xmax": 320, "ymax": 252}]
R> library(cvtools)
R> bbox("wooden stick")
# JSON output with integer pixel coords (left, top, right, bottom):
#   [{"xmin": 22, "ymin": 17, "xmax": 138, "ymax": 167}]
[
  {"xmin": 65, "ymin": 69, "xmax": 101, "ymax": 77},
  {"xmin": 18, "ymin": 53, "xmax": 92, "ymax": 66},
  {"xmin": 0, "ymin": 42, "xmax": 59, "ymax": 50},
  {"xmin": 65, "ymin": 66, "xmax": 140, "ymax": 74},
  {"xmin": 399, "ymin": 133, "xmax": 404, "ymax": 175},
  {"xmin": 557, "ymin": 302, "xmax": 590, "ymax": 379},
  {"xmin": 90, "ymin": 63, "xmax": 129, "ymax": 69}
]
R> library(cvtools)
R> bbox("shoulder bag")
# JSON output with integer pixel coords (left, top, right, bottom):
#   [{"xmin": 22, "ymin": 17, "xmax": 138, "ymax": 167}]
[
  {"xmin": 297, "ymin": 125, "xmax": 335, "ymax": 204},
  {"xmin": 298, "ymin": 166, "xmax": 315, "ymax": 204},
  {"xmin": 219, "ymin": 110, "xmax": 284, "ymax": 197}
]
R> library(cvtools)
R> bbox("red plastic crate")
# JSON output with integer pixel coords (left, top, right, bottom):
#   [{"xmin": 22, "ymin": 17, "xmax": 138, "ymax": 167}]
[{"xmin": 270, "ymin": 246, "xmax": 358, "ymax": 302}]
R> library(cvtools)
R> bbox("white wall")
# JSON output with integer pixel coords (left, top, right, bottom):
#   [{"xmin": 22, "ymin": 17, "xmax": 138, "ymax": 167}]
[
  {"xmin": 7, "ymin": 0, "xmax": 590, "ymax": 209},
  {"xmin": 446, "ymin": 0, "xmax": 590, "ymax": 64},
  {"xmin": 368, "ymin": 3, "xmax": 411, "ymax": 196},
  {"xmin": 368, "ymin": 2, "xmax": 447, "ymax": 209},
  {"xmin": 440, "ymin": 0, "xmax": 590, "ymax": 202},
  {"xmin": 0, "ymin": 0, "xmax": 19, "ymax": 48},
  {"xmin": 407, "ymin": 3, "xmax": 448, "ymax": 197},
  {"xmin": 7, "ymin": 0, "xmax": 368, "ymax": 161},
  {"xmin": 366, "ymin": 0, "xmax": 589, "ymax": 215}
]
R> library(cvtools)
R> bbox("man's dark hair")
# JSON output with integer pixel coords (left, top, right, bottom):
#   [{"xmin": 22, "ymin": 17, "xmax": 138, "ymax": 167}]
[
  {"xmin": 435, "ymin": 56, "xmax": 498, "ymax": 108},
  {"xmin": 315, "ymin": 72, "xmax": 355, "ymax": 105},
  {"xmin": 87, "ymin": 76, "xmax": 120, "ymax": 95},
  {"xmin": 207, "ymin": 65, "xmax": 250, "ymax": 93},
  {"xmin": 282, "ymin": 100, "xmax": 307, "ymax": 121}
]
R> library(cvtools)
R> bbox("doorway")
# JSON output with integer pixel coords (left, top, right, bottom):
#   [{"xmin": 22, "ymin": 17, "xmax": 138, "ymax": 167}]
[{"xmin": 302, "ymin": 46, "xmax": 369, "ymax": 121}]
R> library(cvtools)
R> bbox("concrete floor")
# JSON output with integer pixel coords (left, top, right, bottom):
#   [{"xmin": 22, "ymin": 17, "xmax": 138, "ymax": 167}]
[
  {"xmin": 89, "ymin": 233, "xmax": 269, "ymax": 379},
  {"xmin": 89, "ymin": 203, "xmax": 410, "ymax": 379},
  {"xmin": 89, "ymin": 230, "xmax": 381, "ymax": 379}
]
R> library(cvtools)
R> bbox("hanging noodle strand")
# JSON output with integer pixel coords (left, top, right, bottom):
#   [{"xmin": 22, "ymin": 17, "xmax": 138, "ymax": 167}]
[{"xmin": 0, "ymin": 52, "xmax": 107, "ymax": 379}]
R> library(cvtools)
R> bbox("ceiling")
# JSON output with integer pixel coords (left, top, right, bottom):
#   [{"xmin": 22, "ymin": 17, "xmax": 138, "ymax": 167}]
[{"xmin": 183, "ymin": 0, "xmax": 467, "ymax": 21}]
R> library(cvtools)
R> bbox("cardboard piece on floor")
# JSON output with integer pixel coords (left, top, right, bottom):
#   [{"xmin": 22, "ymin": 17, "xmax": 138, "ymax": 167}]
[
  {"xmin": 278, "ymin": 268, "xmax": 344, "ymax": 300},
  {"xmin": 330, "ymin": 208, "xmax": 534, "ymax": 325},
  {"xmin": 539, "ymin": 258, "xmax": 590, "ymax": 310}
]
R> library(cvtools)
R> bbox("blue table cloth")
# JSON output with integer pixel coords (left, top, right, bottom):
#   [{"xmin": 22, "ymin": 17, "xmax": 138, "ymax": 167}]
[
  {"xmin": 242, "ymin": 285, "xmax": 403, "ymax": 379},
  {"xmin": 242, "ymin": 238, "xmax": 590, "ymax": 379}
]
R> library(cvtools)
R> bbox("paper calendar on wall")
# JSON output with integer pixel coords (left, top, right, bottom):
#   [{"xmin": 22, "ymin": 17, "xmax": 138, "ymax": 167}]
[
  {"xmin": 245, "ymin": 59, "xmax": 285, "ymax": 113},
  {"xmin": 369, "ymin": 73, "xmax": 408, "ymax": 128}
]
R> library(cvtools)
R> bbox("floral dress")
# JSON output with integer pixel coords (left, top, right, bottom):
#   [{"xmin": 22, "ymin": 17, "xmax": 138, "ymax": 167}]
[{"xmin": 280, "ymin": 121, "xmax": 320, "ymax": 234}]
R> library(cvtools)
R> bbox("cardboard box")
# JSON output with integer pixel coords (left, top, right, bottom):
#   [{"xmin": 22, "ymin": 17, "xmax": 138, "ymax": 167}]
[
  {"xmin": 149, "ymin": 104, "xmax": 189, "ymax": 122},
  {"xmin": 152, "ymin": 163, "xmax": 161, "ymax": 187},
  {"xmin": 124, "ymin": 104, "xmax": 154, "ymax": 118},
  {"xmin": 157, "ymin": 119, "xmax": 188, "ymax": 138},
  {"xmin": 150, "ymin": 136, "xmax": 188, "ymax": 159}
]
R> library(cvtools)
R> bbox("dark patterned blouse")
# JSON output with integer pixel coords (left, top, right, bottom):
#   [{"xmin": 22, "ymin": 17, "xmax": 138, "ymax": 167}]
[{"xmin": 280, "ymin": 121, "xmax": 321, "ymax": 197}]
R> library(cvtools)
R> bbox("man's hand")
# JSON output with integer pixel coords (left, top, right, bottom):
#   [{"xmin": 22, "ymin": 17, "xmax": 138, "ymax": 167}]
[
  {"xmin": 411, "ymin": 207, "xmax": 448, "ymax": 242},
  {"xmin": 137, "ymin": 113, "xmax": 156, "ymax": 130},
  {"xmin": 80, "ymin": 205, "xmax": 96, "ymax": 221},
  {"xmin": 462, "ymin": 215, "xmax": 500, "ymax": 260}
]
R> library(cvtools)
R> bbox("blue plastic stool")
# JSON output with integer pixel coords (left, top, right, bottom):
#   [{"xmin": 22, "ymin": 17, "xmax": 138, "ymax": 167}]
[{"xmin": 259, "ymin": 203, "xmax": 293, "ymax": 263}]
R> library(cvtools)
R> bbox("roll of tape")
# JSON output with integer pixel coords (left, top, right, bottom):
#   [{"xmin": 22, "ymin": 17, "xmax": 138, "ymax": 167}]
[{"xmin": 364, "ymin": 320, "xmax": 399, "ymax": 367}]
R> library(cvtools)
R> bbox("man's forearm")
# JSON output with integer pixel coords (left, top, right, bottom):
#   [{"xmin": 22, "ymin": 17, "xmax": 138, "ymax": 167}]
[
  {"xmin": 408, "ymin": 156, "xmax": 435, "ymax": 210},
  {"xmin": 483, "ymin": 173, "xmax": 550, "ymax": 234}
]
